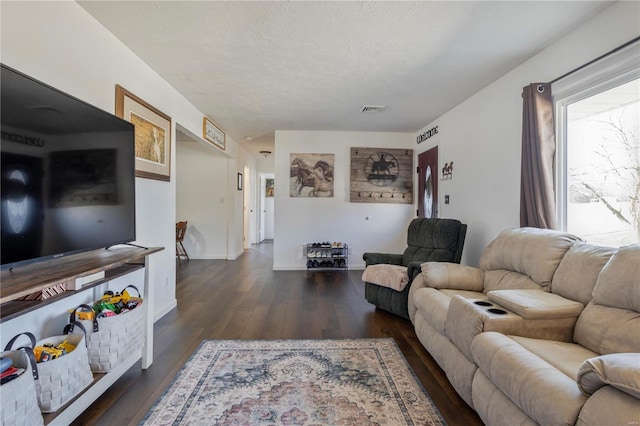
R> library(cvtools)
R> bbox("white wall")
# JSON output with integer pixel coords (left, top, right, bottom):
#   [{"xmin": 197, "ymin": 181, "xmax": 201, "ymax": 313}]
[
  {"xmin": 414, "ymin": 1, "xmax": 640, "ymax": 266},
  {"xmin": 176, "ymin": 141, "xmax": 229, "ymax": 259},
  {"xmin": 256, "ymin": 156, "xmax": 275, "ymax": 174},
  {"xmin": 0, "ymin": 1, "xmax": 252, "ymax": 319},
  {"xmin": 274, "ymin": 131, "xmax": 414, "ymax": 270}
]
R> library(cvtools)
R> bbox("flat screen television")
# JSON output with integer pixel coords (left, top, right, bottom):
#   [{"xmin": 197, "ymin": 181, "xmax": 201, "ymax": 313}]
[{"xmin": 1, "ymin": 64, "xmax": 136, "ymax": 270}]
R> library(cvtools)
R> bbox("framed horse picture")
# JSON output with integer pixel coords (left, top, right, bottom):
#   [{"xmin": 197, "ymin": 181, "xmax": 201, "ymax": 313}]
[
  {"xmin": 115, "ymin": 85, "xmax": 172, "ymax": 181},
  {"xmin": 290, "ymin": 153, "xmax": 334, "ymax": 197},
  {"xmin": 350, "ymin": 147, "xmax": 413, "ymax": 204}
]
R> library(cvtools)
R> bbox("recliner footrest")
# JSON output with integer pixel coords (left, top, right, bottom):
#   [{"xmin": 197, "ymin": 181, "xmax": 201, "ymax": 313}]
[{"xmin": 365, "ymin": 282, "xmax": 410, "ymax": 319}]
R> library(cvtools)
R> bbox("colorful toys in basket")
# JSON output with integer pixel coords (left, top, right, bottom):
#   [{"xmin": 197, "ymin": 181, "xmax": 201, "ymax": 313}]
[
  {"xmin": 33, "ymin": 339, "xmax": 76, "ymax": 363},
  {"xmin": 0, "ymin": 357, "xmax": 24, "ymax": 385},
  {"xmin": 66, "ymin": 285, "xmax": 144, "ymax": 373},
  {"xmin": 68, "ymin": 287, "xmax": 143, "ymax": 321},
  {"xmin": 94, "ymin": 288, "xmax": 138, "ymax": 316}
]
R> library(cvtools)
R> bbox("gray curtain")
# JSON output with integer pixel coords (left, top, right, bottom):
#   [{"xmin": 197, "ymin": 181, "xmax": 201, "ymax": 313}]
[{"xmin": 520, "ymin": 83, "xmax": 557, "ymax": 229}]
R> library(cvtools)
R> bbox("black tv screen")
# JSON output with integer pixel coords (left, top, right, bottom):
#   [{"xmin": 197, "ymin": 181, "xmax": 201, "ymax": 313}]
[{"xmin": 1, "ymin": 64, "xmax": 136, "ymax": 269}]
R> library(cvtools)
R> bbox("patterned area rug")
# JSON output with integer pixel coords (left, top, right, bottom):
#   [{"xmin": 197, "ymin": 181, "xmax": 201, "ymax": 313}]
[{"xmin": 142, "ymin": 339, "xmax": 446, "ymax": 425}]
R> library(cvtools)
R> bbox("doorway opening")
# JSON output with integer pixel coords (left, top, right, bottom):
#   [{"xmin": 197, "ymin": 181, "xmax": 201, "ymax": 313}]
[
  {"xmin": 418, "ymin": 146, "xmax": 439, "ymax": 218},
  {"xmin": 259, "ymin": 173, "xmax": 275, "ymax": 243}
]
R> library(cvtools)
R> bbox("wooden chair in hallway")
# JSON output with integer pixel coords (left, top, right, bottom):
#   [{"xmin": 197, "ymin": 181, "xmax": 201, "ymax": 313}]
[{"xmin": 176, "ymin": 221, "xmax": 189, "ymax": 263}]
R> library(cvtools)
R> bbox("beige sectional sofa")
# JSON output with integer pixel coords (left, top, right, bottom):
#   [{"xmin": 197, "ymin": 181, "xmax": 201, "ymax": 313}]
[{"xmin": 408, "ymin": 227, "xmax": 640, "ymax": 425}]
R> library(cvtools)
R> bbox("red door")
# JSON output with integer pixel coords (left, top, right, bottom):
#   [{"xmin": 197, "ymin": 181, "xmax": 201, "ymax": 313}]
[{"xmin": 418, "ymin": 146, "xmax": 438, "ymax": 218}]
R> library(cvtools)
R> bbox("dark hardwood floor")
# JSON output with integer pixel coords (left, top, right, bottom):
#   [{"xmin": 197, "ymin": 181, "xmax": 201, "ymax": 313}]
[{"xmin": 72, "ymin": 242, "xmax": 482, "ymax": 425}]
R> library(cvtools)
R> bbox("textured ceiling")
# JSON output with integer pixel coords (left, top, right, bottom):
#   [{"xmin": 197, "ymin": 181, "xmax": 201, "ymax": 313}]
[{"xmin": 78, "ymin": 1, "xmax": 611, "ymax": 156}]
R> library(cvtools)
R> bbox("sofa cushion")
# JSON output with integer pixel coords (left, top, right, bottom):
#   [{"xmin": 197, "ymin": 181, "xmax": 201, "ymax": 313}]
[
  {"xmin": 472, "ymin": 370, "xmax": 541, "ymax": 426},
  {"xmin": 487, "ymin": 289, "xmax": 584, "ymax": 319},
  {"xmin": 413, "ymin": 288, "xmax": 449, "ymax": 335},
  {"xmin": 574, "ymin": 245, "xmax": 640, "ymax": 354},
  {"xmin": 591, "ymin": 244, "xmax": 640, "ymax": 312},
  {"xmin": 483, "ymin": 270, "xmax": 543, "ymax": 292},
  {"xmin": 414, "ymin": 311, "xmax": 478, "ymax": 407},
  {"xmin": 576, "ymin": 386, "xmax": 640, "ymax": 426},
  {"xmin": 472, "ymin": 332, "xmax": 588, "ymax": 426},
  {"xmin": 574, "ymin": 302, "xmax": 640, "ymax": 355},
  {"xmin": 479, "ymin": 227, "xmax": 581, "ymax": 291},
  {"xmin": 483, "ymin": 269, "xmax": 548, "ymax": 293},
  {"xmin": 551, "ymin": 243, "xmax": 615, "ymax": 305},
  {"xmin": 509, "ymin": 336, "xmax": 597, "ymax": 381},
  {"xmin": 440, "ymin": 289, "xmax": 487, "ymax": 301},
  {"xmin": 577, "ymin": 353, "xmax": 640, "ymax": 399},
  {"xmin": 413, "ymin": 287, "xmax": 483, "ymax": 335},
  {"xmin": 421, "ymin": 262, "xmax": 484, "ymax": 291},
  {"xmin": 361, "ymin": 264, "xmax": 409, "ymax": 291}
]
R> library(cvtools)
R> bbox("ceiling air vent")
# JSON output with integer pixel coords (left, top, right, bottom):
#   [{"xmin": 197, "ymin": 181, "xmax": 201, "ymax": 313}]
[{"xmin": 360, "ymin": 105, "xmax": 386, "ymax": 113}]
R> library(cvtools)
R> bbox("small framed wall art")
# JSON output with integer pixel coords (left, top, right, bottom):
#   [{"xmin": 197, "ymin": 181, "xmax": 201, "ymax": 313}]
[
  {"xmin": 115, "ymin": 85, "xmax": 172, "ymax": 181},
  {"xmin": 265, "ymin": 178, "xmax": 274, "ymax": 197},
  {"xmin": 203, "ymin": 116, "xmax": 225, "ymax": 151}
]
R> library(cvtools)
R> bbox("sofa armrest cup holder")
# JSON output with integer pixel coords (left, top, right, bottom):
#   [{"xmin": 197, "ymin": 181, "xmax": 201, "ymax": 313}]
[{"xmin": 471, "ymin": 300, "xmax": 508, "ymax": 314}]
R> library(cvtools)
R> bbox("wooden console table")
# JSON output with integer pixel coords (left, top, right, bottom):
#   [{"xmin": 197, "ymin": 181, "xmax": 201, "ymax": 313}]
[{"xmin": 0, "ymin": 245, "xmax": 163, "ymax": 425}]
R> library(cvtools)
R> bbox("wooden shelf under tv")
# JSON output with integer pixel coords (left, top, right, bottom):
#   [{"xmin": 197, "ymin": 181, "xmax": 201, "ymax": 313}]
[
  {"xmin": 1, "ymin": 260, "xmax": 148, "ymax": 323},
  {"xmin": 0, "ymin": 245, "xmax": 163, "ymax": 306}
]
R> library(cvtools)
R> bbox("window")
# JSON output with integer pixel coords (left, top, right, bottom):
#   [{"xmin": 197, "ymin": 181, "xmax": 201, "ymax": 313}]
[{"xmin": 554, "ymin": 42, "xmax": 640, "ymax": 246}]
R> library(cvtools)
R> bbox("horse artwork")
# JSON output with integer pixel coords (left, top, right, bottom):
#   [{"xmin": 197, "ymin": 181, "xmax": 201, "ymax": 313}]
[
  {"xmin": 368, "ymin": 152, "xmax": 398, "ymax": 186},
  {"xmin": 350, "ymin": 147, "xmax": 413, "ymax": 204},
  {"xmin": 290, "ymin": 153, "xmax": 335, "ymax": 197}
]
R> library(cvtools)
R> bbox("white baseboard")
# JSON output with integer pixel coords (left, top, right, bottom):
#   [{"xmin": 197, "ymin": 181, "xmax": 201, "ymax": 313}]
[
  {"xmin": 272, "ymin": 264, "xmax": 366, "ymax": 271},
  {"xmin": 227, "ymin": 249, "xmax": 245, "ymax": 260},
  {"xmin": 273, "ymin": 265, "xmax": 307, "ymax": 271},
  {"xmin": 154, "ymin": 298, "xmax": 177, "ymax": 322}
]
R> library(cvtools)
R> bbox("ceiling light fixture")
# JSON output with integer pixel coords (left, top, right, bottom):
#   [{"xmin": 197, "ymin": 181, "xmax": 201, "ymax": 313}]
[
  {"xmin": 245, "ymin": 136, "xmax": 253, "ymax": 141},
  {"xmin": 260, "ymin": 150, "xmax": 272, "ymax": 158}
]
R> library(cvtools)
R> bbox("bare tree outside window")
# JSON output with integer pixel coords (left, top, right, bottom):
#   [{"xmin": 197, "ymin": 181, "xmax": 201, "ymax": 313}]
[{"xmin": 566, "ymin": 79, "xmax": 640, "ymax": 246}]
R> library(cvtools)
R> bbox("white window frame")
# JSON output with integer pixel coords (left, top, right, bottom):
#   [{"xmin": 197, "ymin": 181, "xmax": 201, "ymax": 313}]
[{"xmin": 552, "ymin": 42, "xmax": 640, "ymax": 233}]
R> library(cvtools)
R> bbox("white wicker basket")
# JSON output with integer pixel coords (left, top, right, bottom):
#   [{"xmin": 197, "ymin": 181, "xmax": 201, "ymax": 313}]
[
  {"xmin": 33, "ymin": 329, "xmax": 94, "ymax": 413},
  {"xmin": 1, "ymin": 336, "xmax": 44, "ymax": 426},
  {"xmin": 67, "ymin": 286, "xmax": 145, "ymax": 373}
]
